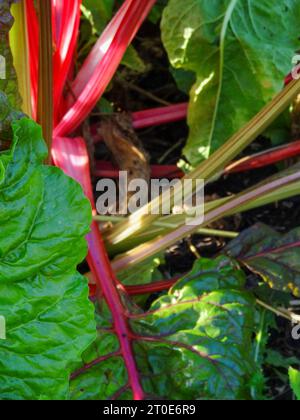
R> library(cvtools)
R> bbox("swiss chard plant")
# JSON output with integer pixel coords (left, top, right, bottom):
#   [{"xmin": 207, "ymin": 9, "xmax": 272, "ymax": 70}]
[{"xmin": 1, "ymin": 0, "xmax": 300, "ymax": 401}]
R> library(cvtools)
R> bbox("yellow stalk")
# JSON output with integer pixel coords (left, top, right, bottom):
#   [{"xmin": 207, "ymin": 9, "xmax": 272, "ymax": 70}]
[
  {"xmin": 106, "ymin": 78, "xmax": 300, "ymax": 246},
  {"xmin": 10, "ymin": 1, "xmax": 32, "ymax": 117},
  {"xmin": 36, "ymin": 0, "xmax": 53, "ymax": 162},
  {"xmin": 107, "ymin": 178, "xmax": 300, "ymax": 257},
  {"xmin": 111, "ymin": 171, "xmax": 300, "ymax": 272}
]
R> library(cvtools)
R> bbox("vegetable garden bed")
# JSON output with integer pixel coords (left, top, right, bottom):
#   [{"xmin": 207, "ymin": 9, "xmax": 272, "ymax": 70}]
[{"xmin": 1, "ymin": 0, "xmax": 300, "ymax": 401}]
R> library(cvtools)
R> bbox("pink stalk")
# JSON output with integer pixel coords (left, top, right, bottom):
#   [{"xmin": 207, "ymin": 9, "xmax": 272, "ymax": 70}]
[
  {"xmin": 52, "ymin": 0, "xmax": 82, "ymax": 123},
  {"xmin": 67, "ymin": 0, "xmax": 132, "ymax": 101},
  {"xmin": 25, "ymin": 0, "xmax": 39, "ymax": 120},
  {"xmin": 132, "ymin": 102, "xmax": 188, "ymax": 129},
  {"xmin": 95, "ymin": 161, "xmax": 184, "ymax": 179},
  {"xmin": 91, "ymin": 103, "xmax": 189, "ymax": 143},
  {"xmin": 54, "ymin": 0, "xmax": 156, "ymax": 137},
  {"xmin": 225, "ymin": 140, "xmax": 300, "ymax": 174},
  {"xmin": 52, "ymin": 136, "xmax": 145, "ymax": 400},
  {"xmin": 123, "ymin": 278, "xmax": 178, "ymax": 296},
  {"xmin": 285, "ymin": 73, "xmax": 294, "ymax": 86},
  {"xmin": 89, "ymin": 278, "xmax": 179, "ymax": 298}
]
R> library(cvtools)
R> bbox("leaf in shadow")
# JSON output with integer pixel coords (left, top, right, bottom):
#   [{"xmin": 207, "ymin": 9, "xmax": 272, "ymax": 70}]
[
  {"xmin": 70, "ymin": 256, "xmax": 256, "ymax": 400},
  {"xmin": 225, "ymin": 223, "xmax": 300, "ymax": 296}
]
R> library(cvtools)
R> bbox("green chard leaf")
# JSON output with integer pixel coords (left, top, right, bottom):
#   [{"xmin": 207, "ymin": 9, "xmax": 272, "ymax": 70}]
[
  {"xmin": 289, "ymin": 367, "xmax": 300, "ymax": 400},
  {"xmin": 0, "ymin": 116, "xmax": 96, "ymax": 400},
  {"xmin": 0, "ymin": 91, "xmax": 23, "ymax": 141},
  {"xmin": 82, "ymin": 0, "xmax": 114, "ymax": 34},
  {"xmin": 225, "ymin": 223, "xmax": 300, "ymax": 296},
  {"xmin": 161, "ymin": 0, "xmax": 300, "ymax": 165},
  {"xmin": 0, "ymin": 0, "xmax": 21, "ymax": 108},
  {"xmin": 118, "ymin": 257, "xmax": 163, "ymax": 307},
  {"xmin": 170, "ymin": 67, "xmax": 196, "ymax": 95},
  {"xmin": 71, "ymin": 256, "xmax": 257, "ymax": 400},
  {"xmin": 118, "ymin": 258, "xmax": 162, "ymax": 288},
  {"xmin": 121, "ymin": 45, "xmax": 147, "ymax": 73}
]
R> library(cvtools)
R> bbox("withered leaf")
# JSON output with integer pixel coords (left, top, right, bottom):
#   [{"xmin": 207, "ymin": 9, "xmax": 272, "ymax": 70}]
[{"xmin": 99, "ymin": 113, "xmax": 150, "ymax": 212}]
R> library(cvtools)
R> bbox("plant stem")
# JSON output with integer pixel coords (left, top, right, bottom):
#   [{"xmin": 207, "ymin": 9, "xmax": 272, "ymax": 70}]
[
  {"xmin": 91, "ymin": 103, "xmax": 188, "ymax": 143},
  {"xmin": 251, "ymin": 308, "xmax": 266, "ymax": 399},
  {"xmin": 52, "ymin": 0, "xmax": 82, "ymax": 124},
  {"xmin": 111, "ymin": 171, "xmax": 300, "ymax": 272},
  {"xmin": 36, "ymin": 0, "xmax": 53, "ymax": 162},
  {"xmin": 132, "ymin": 103, "xmax": 188, "ymax": 130},
  {"xmin": 86, "ymin": 224, "xmax": 145, "ymax": 399},
  {"xmin": 106, "ymin": 78, "xmax": 300, "ymax": 247},
  {"xmin": 254, "ymin": 310, "xmax": 266, "ymax": 364},
  {"xmin": 256, "ymin": 299, "xmax": 300, "ymax": 323},
  {"xmin": 95, "ymin": 215, "xmax": 238, "ymax": 239},
  {"xmin": 124, "ymin": 278, "xmax": 178, "ymax": 296},
  {"xmin": 10, "ymin": 1, "xmax": 32, "ymax": 116},
  {"xmin": 54, "ymin": 0, "xmax": 156, "ymax": 137},
  {"xmin": 52, "ymin": 136, "xmax": 145, "ymax": 400},
  {"xmin": 87, "ymin": 273, "xmax": 180, "ymax": 297},
  {"xmin": 104, "ymin": 173, "xmax": 300, "ymax": 257},
  {"xmin": 24, "ymin": 0, "xmax": 39, "ymax": 120},
  {"xmin": 71, "ymin": 351, "xmax": 121, "ymax": 380},
  {"xmin": 226, "ymin": 140, "xmax": 300, "ymax": 174},
  {"xmin": 94, "ymin": 161, "xmax": 184, "ymax": 179}
]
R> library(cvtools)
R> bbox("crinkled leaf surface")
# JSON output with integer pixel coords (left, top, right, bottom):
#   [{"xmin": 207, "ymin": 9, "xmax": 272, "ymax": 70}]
[
  {"xmin": 0, "ymin": 117, "xmax": 96, "ymax": 400},
  {"xmin": 225, "ymin": 223, "xmax": 300, "ymax": 296},
  {"xmin": 70, "ymin": 302, "xmax": 131, "ymax": 401},
  {"xmin": 71, "ymin": 256, "xmax": 256, "ymax": 400},
  {"xmin": 161, "ymin": 0, "xmax": 300, "ymax": 165},
  {"xmin": 0, "ymin": 0, "xmax": 21, "ymax": 108}
]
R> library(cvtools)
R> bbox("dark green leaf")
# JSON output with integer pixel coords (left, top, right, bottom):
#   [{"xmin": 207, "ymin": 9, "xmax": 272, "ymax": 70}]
[
  {"xmin": 225, "ymin": 223, "xmax": 300, "ymax": 296},
  {"xmin": 263, "ymin": 111, "xmax": 292, "ymax": 147},
  {"xmin": 170, "ymin": 67, "xmax": 196, "ymax": 95},
  {"xmin": 98, "ymin": 97, "xmax": 114, "ymax": 114},
  {"xmin": 121, "ymin": 45, "xmax": 147, "ymax": 73}
]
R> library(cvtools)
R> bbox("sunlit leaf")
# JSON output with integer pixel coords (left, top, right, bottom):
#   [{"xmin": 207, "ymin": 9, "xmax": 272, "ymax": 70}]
[{"xmin": 161, "ymin": 0, "xmax": 300, "ymax": 165}]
